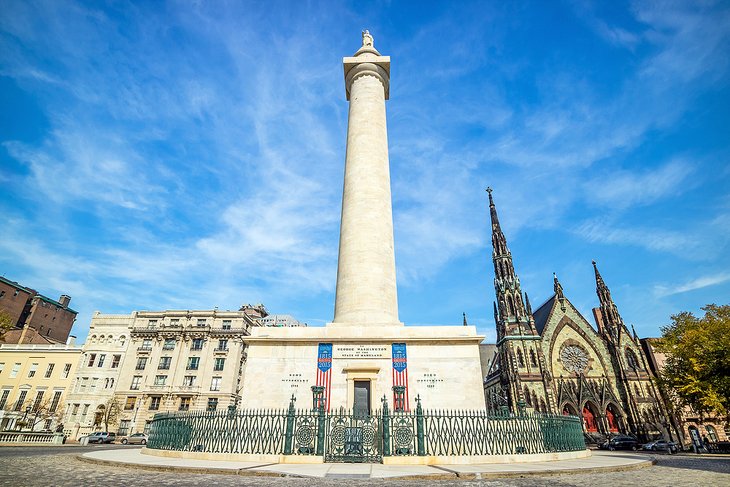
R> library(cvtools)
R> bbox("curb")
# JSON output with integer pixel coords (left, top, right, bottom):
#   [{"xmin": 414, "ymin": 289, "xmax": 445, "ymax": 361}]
[
  {"xmin": 436, "ymin": 458, "xmax": 656, "ymax": 480},
  {"xmin": 77, "ymin": 453, "xmax": 656, "ymax": 480}
]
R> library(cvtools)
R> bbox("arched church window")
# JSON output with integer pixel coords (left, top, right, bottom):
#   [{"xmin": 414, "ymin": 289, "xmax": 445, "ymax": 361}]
[
  {"xmin": 634, "ymin": 384, "xmax": 642, "ymax": 396},
  {"xmin": 524, "ymin": 387, "xmax": 532, "ymax": 406},
  {"xmin": 516, "ymin": 348, "xmax": 524, "ymax": 367},
  {"xmin": 530, "ymin": 349, "xmax": 537, "ymax": 367},
  {"xmin": 706, "ymin": 425, "xmax": 718, "ymax": 442},
  {"xmin": 625, "ymin": 349, "xmax": 639, "ymax": 370},
  {"xmin": 507, "ymin": 295, "xmax": 515, "ymax": 316},
  {"xmin": 540, "ymin": 398, "xmax": 547, "ymax": 413}
]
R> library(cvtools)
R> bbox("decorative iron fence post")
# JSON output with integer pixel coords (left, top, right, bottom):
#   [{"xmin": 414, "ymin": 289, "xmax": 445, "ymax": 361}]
[
  {"xmin": 381, "ymin": 395, "xmax": 391, "ymax": 457},
  {"xmin": 315, "ymin": 401, "xmax": 326, "ymax": 457},
  {"xmin": 284, "ymin": 395, "xmax": 296, "ymax": 455},
  {"xmin": 415, "ymin": 395, "xmax": 425, "ymax": 456}
]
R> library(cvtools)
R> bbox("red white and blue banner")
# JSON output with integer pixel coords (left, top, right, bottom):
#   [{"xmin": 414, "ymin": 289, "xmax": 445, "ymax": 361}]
[
  {"xmin": 316, "ymin": 343, "xmax": 332, "ymax": 412},
  {"xmin": 392, "ymin": 343, "xmax": 409, "ymax": 411}
]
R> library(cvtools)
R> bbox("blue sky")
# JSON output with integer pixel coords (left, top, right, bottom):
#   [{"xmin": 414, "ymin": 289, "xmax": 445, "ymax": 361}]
[{"xmin": 1, "ymin": 1, "xmax": 729, "ymax": 344}]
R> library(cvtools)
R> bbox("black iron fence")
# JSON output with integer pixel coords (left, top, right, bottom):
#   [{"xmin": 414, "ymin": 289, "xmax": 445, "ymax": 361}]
[{"xmin": 147, "ymin": 397, "xmax": 585, "ymax": 462}]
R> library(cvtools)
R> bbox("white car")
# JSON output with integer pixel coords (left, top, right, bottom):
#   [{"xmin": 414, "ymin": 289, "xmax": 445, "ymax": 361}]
[{"xmin": 120, "ymin": 433, "xmax": 148, "ymax": 445}]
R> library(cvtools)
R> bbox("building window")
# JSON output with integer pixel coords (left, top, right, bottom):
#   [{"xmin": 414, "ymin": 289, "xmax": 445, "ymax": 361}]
[
  {"xmin": 0, "ymin": 290, "xmax": 4, "ymax": 298},
  {"xmin": 158, "ymin": 357, "xmax": 172, "ymax": 370},
  {"xmin": 196, "ymin": 319, "xmax": 206, "ymax": 327},
  {"xmin": 14, "ymin": 390, "xmax": 28, "ymax": 411},
  {"xmin": 170, "ymin": 318, "xmax": 180, "ymax": 326},
  {"xmin": 217, "ymin": 339, "xmax": 228, "ymax": 351},
  {"xmin": 530, "ymin": 349, "xmax": 537, "ymax": 367},
  {"xmin": 87, "ymin": 354, "xmax": 96, "ymax": 367},
  {"xmin": 91, "ymin": 377, "xmax": 99, "ymax": 389},
  {"xmin": 0, "ymin": 363, "xmax": 4, "ymax": 375},
  {"xmin": 131, "ymin": 376, "xmax": 142, "ymax": 390},
  {"xmin": 210, "ymin": 377, "xmax": 222, "ymax": 391},
  {"xmin": 33, "ymin": 391, "xmax": 45, "ymax": 410},
  {"xmin": 143, "ymin": 420, "xmax": 152, "ymax": 435},
  {"xmin": 97, "ymin": 354, "xmax": 106, "ymax": 367},
  {"xmin": 118, "ymin": 419, "xmax": 131, "ymax": 436},
  {"xmin": 79, "ymin": 377, "xmax": 88, "ymax": 390},
  {"xmin": 191, "ymin": 339, "xmax": 204, "ymax": 350},
  {"xmin": 49, "ymin": 391, "xmax": 62, "ymax": 412},
  {"xmin": 71, "ymin": 404, "xmax": 79, "ymax": 415},
  {"xmin": 207, "ymin": 398, "xmax": 218, "ymax": 411},
  {"xmin": 214, "ymin": 358, "xmax": 225, "ymax": 371},
  {"xmin": 147, "ymin": 319, "xmax": 158, "ymax": 329},
  {"xmin": 163, "ymin": 338, "xmax": 176, "ymax": 350},
  {"xmin": 0, "ymin": 390, "xmax": 10, "ymax": 410},
  {"xmin": 186, "ymin": 357, "xmax": 200, "ymax": 370},
  {"xmin": 222, "ymin": 320, "xmax": 232, "ymax": 330},
  {"xmin": 44, "ymin": 363, "xmax": 55, "ymax": 378},
  {"xmin": 81, "ymin": 404, "xmax": 89, "ymax": 417},
  {"xmin": 183, "ymin": 376, "xmax": 196, "ymax": 387},
  {"xmin": 154, "ymin": 375, "xmax": 167, "ymax": 386},
  {"xmin": 110, "ymin": 355, "xmax": 121, "ymax": 368},
  {"xmin": 706, "ymin": 425, "xmax": 719, "ymax": 442},
  {"xmin": 124, "ymin": 397, "xmax": 136, "ymax": 410},
  {"xmin": 62, "ymin": 363, "xmax": 72, "ymax": 378},
  {"xmin": 149, "ymin": 396, "xmax": 161, "ymax": 411},
  {"xmin": 179, "ymin": 397, "xmax": 191, "ymax": 411},
  {"xmin": 9, "ymin": 363, "xmax": 20, "ymax": 378},
  {"xmin": 28, "ymin": 363, "xmax": 38, "ymax": 378},
  {"xmin": 141, "ymin": 339, "xmax": 152, "ymax": 350},
  {"xmin": 135, "ymin": 357, "xmax": 147, "ymax": 370}
]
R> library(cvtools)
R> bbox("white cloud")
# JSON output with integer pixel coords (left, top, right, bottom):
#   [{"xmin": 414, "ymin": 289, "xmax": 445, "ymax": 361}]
[{"xmin": 654, "ymin": 273, "xmax": 730, "ymax": 297}]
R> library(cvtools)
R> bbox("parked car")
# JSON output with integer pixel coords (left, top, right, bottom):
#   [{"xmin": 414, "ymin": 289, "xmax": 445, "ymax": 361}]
[
  {"xmin": 600, "ymin": 435, "xmax": 639, "ymax": 451},
  {"xmin": 86, "ymin": 431, "xmax": 116, "ymax": 444},
  {"xmin": 120, "ymin": 433, "xmax": 148, "ymax": 445},
  {"xmin": 643, "ymin": 440, "xmax": 679, "ymax": 453}
]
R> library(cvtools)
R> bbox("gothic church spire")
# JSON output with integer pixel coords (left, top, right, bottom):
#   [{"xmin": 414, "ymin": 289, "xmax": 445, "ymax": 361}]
[{"xmin": 487, "ymin": 188, "xmax": 534, "ymax": 336}]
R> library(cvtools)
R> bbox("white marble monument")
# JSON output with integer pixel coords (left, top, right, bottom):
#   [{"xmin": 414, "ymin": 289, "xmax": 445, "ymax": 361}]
[{"xmin": 240, "ymin": 32, "xmax": 486, "ymax": 412}]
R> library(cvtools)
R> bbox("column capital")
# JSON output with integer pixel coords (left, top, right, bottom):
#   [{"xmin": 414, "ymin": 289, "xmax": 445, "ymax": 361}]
[{"xmin": 343, "ymin": 55, "xmax": 390, "ymax": 100}]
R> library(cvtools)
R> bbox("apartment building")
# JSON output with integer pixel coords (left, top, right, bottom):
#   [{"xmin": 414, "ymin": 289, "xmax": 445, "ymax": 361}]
[
  {"xmin": 0, "ymin": 342, "xmax": 82, "ymax": 431},
  {"xmin": 114, "ymin": 306, "xmax": 266, "ymax": 435},
  {"xmin": 62, "ymin": 313, "xmax": 132, "ymax": 439}
]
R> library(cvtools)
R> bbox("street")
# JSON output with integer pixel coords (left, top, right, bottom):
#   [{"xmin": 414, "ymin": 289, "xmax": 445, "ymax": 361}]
[{"xmin": 0, "ymin": 447, "xmax": 728, "ymax": 486}]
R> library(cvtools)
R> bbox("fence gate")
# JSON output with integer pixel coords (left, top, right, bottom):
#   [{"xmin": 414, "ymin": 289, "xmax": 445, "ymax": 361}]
[{"xmin": 325, "ymin": 410, "xmax": 382, "ymax": 463}]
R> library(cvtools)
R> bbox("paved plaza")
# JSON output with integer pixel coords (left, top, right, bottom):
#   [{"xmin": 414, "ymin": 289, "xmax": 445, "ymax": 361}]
[{"xmin": 0, "ymin": 446, "xmax": 728, "ymax": 486}]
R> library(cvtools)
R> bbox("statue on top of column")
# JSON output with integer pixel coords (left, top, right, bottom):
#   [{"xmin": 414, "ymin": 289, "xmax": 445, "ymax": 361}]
[{"xmin": 362, "ymin": 30, "xmax": 373, "ymax": 47}]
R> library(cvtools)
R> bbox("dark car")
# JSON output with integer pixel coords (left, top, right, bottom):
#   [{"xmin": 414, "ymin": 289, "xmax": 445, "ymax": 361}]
[{"xmin": 601, "ymin": 435, "xmax": 639, "ymax": 451}]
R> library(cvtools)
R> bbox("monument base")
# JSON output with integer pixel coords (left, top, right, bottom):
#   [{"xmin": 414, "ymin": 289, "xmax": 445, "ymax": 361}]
[{"xmin": 240, "ymin": 324, "xmax": 486, "ymax": 411}]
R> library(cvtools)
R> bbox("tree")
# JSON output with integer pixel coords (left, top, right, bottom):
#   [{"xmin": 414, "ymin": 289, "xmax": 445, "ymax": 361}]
[
  {"xmin": 655, "ymin": 304, "xmax": 730, "ymax": 422},
  {"xmin": 0, "ymin": 310, "xmax": 14, "ymax": 342},
  {"xmin": 98, "ymin": 398, "xmax": 121, "ymax": 433}
]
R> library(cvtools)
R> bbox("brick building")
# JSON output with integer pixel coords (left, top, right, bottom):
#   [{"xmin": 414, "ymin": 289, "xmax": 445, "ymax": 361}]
[{"xmin": 0, "ymin": 276, "xmax": 77, "ymax": 345}]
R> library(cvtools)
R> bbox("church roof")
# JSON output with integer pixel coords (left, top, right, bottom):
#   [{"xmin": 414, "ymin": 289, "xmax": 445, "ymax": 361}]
[{"xmin": 532, "ymin": 295, "xmax": 556, "ymax": 335}]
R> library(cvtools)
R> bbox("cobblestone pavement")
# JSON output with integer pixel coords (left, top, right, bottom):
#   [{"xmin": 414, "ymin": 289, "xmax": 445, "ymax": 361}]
[{"xmin": 0, "ymin": 449, "xmax": 728, "ymax": 486}]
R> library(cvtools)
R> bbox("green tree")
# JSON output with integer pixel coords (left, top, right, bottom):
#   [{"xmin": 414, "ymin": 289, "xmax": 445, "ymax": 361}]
[
  {"xmin": 655, "ymin": 304, "xmax": 730, "ymax": 422},
  {"xmin": 0, "ymin": 310, "xmax": 14, "ymax": 342}
]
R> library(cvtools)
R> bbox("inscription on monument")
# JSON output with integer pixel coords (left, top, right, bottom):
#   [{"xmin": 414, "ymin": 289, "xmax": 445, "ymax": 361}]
[
  {"xmin": 334, "ymin": 345, "xmax": 389, "ymax": 359},
  {"xmin": 417, "ymin": 373, "xmax": 444, "ymax": 389},
  {"xmin": 281, "ymin": 373, "xmax": 306, "ymax": 388}
]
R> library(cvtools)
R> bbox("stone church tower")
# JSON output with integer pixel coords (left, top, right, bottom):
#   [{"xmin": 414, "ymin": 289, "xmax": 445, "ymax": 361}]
[{"xmin": 483, "ymin": 190, "xmax": 671, "ymax": 441}]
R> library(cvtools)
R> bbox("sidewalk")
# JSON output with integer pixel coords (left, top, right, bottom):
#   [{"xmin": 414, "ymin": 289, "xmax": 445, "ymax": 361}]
[{"xmin": 79, "ymin": 449, "xmax": 655, "ymax": 479}]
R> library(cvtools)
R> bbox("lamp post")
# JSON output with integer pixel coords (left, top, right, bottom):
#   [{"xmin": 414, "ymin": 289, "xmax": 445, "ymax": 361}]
[{"xmin": 22, "ymin": 406, "xmax": 31, "ymax": 431}]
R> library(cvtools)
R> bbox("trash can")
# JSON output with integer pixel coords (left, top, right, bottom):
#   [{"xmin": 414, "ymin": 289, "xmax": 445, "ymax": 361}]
[{"xmin": 79, "ymin": 436, "xmax": 89, "ymax": 446}]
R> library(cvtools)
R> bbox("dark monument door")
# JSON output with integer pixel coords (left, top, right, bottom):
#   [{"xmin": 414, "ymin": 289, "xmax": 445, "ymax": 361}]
[
  {"xmin": 325, "ymin": 381, "xmax": 381, "ymax": 463},
  {"xmin": 353, "ymin": 380, "xmax": 371, "ymax": 417}
]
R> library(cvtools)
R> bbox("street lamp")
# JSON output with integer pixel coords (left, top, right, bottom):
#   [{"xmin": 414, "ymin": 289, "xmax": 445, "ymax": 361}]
[{"xmin": 22, "ymin": 406, "xmax": 31, "ymax": 431}]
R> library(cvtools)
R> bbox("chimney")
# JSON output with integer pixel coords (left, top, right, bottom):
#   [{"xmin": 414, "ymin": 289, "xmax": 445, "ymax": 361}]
[
  {"xmin": 59, "ymin": 295, "xmax": 71, "ymax": 308},
  {"xmin": 67, "ymin": 335, "xmax": 76, "ymax": 346}
]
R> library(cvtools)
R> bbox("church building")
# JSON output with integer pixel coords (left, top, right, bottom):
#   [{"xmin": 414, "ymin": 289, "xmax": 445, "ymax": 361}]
[{"xmin": 482, "ymin": 189, "xmax": 673, "ymax": 442}]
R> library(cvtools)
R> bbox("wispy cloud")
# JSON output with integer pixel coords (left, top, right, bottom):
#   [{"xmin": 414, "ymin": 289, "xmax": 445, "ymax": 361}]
[{"xmin": 654, "ymin": 273, "xmax": 730, "ymax": 297}]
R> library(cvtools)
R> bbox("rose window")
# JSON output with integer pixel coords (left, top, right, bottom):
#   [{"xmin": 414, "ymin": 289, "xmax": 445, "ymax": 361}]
[{"xmin": 560, "ymin": 344, "xmax": 589, "ymax": 373}]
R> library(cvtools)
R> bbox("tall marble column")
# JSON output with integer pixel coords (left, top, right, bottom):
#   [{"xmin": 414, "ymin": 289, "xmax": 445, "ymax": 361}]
[{"xmin": 332, "ymin": 31, "xmax": 401, "ymax": 326}]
